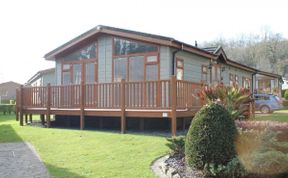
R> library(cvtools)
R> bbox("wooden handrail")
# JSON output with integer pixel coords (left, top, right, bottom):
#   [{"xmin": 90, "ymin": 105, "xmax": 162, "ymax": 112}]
[{"xmin": 18, "ymin": 79, "xmax": 206, "ymax": 111}]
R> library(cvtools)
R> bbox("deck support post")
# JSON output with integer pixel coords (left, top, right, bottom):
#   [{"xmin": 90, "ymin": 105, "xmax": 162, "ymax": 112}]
[
  {"xmin": 29, "ymin": 114, "xmax": 32, "ymax": 123},
  {"xmin": 19, "ymin": 86, "xmax": 23, "ymax": 126},
  {"xmin": 40, "ymin": 114, "xmax": 45, "ymax": 125},
  {"xmin": 182, "ymin": 118, "xmax": 186, "ymax": 131},
  {"xmin": 16, "ymin": 89, "xmax": 19, "ymax": 121},
  {"xmin": 25, "ymin": 114, "xmax": 28, "ymax": 124},
  {"xmin": 120, "ymin": 79, "xmax": 126, "ymax": 134},
  {"xmin": 80, "ymin": 80, "xmax": 85, "ymax": 130},
  {"xmin": 171, "ymin": 76, "xmax": 177, "ymax": 137},
  {"xmin": 46, "ymin": 83, "xmax": 51, "ymax": 128}
]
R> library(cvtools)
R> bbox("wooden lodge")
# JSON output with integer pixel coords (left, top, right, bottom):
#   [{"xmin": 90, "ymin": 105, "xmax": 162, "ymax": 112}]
[{"xmin": 16, "ymin": 25, "xmax": 282, "ymax": 136}]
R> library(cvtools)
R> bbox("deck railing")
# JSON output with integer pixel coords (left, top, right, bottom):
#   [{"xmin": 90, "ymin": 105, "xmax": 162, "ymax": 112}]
[{"xmin": 18, "ymin": 77, "xmax": 204, "ymax": 111}]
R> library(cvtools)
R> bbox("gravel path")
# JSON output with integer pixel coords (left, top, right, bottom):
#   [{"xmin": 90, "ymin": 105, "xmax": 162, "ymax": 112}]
[{"xmin": 0, "ymin": 142, "xmax": 51, "ymax": 178}]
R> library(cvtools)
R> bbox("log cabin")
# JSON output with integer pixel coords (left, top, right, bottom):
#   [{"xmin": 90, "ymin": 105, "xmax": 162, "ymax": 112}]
[{"xmin": 16, "ymin": 25, "xmax": 282, "ymax": 136}]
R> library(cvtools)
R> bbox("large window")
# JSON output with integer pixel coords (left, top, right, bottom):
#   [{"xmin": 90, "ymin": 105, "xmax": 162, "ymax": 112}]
[
  {"xmin": 113, "ymin": 37, "xmax": 159, "ymax": 82},
  {"xmin": 114, "ymin": 38, "xmax": 158, "ymax": 56},
  {"xmin": 61, "ymin": 42, "xmax": 97, "ymax": 84},
  {"xmin": 176, "ymin": 58, "xmax": 184, "ymax": 80}
]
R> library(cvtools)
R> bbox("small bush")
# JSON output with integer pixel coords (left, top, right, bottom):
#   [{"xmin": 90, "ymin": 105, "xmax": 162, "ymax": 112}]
[
  {"xmin": 283, "ymin": 100, "xmax": 288, "ymax": 107},
  {"xmin": 224, "ymin": 157, "xmax": 247, "ymax": 178},
  {"xmin": 0, "ymin": 104, "xmax": 15, "ymax": 114},
  {"xmin": 250, "ymin": 150, "xmax": 288, "ymax": 175},
  {"xmin": 166, "ymin": 136, "xmax": 185, "ymax": 156},
  {"xmin": 284, "ymin": 90, "xmax": 288, "ymax": 100},
  {"xmin": 235, "ymin": 129, "xmax": 288, "ymax": 176},
  {"xmin": 185, "ymin": 103, "xmax": 237, "ymax": 174}
]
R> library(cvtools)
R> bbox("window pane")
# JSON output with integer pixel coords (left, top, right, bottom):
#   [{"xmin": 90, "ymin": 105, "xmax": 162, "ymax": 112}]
[
  {"xmin": 147, "ymin": 56, "xmax": 158, "ymax": 63},
  {"xmin": 114, "ymin": 38, "xmax": 158, "ymax": 56},
  {"xmin": 114, "ymin": 58, "xmax": 127, "ymax": 82},
  {"xmin": 85, "ymin": 62, "xmax": 95, "ymax": 84},
  {"xmin": 146, "ymin": 65, "xmax": 158, "ymax": 81},
  {"xmin": 63, "ymin": 64, "xmax": 70, "ymax": 70},
  {"xmin": 202, "ymin": 66, "xmax": 208, "ymax": 73},
  {"xmin": 63, "ymin": 71, "xmax": 71, "ymax": 85},
  {"xmin": 129, "ymin": 56, "xmax": 144, "ymax": 81},
  {"xmin": 176, "ymin": 68, "xmax": 183, "ymax": 80},
  {"xmin": 63, "ymin": 42, "xmax": 97, "ymax": 60},
  {"xmin": 177, "ymin": 60, "xmax": 183, "ymax": 68},
  {"xmin": 73, "ymin": 64, "xmax": 81, "ymax": 84}
]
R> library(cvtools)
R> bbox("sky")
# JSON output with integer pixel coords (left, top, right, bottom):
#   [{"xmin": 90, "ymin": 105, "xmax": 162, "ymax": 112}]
[{"xmin": 0, "ymin": 0, "xmax": 287, "ymax": 84}]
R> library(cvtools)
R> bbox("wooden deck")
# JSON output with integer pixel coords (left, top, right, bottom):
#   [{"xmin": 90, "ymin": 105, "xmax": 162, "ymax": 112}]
[{"xmin": 16, "ymin": 76, "xmax": 205, "ymax": 136}]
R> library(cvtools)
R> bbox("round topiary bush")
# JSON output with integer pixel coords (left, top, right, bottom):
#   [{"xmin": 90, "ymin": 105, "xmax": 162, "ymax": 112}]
[{"xmin": 185, "ymin": 103, "xmax": 237, "ymax": 171}]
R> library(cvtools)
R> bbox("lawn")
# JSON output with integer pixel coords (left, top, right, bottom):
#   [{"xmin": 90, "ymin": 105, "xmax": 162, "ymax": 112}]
[
  {"xmin": 0, "ymin": 114, "xmax": 168, "ymax": 178},
  {"xmin": 254, "ymin": 110, "xmax": 288, "ymax": 122}
]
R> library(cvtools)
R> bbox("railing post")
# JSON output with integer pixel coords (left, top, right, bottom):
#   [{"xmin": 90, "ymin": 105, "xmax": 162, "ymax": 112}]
[
  {"xmin": 46, "ymin": 83, "xmax": 51, "ymax": 128},
  {"xmin": 120, "ymin": 79, "xmax": 126, "ymax": 134},
  {"xmin": 80, "ymin": 81, "xmax": 85, "ymax": 130},
  {"xmin": 171, "ymin": 76, "xmax": 177, "ymax": 137},
  {"xmin": 19, "ymin": 86, "xmax": 23, "ymax": 126}
]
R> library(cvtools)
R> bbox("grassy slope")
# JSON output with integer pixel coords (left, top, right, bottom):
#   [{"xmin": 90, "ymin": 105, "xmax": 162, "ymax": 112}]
[{"xmin": 0, "ymin": 114, "xmax": 168, "ymax": 178}]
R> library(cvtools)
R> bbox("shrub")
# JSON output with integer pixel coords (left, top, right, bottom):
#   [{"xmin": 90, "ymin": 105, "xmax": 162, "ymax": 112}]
[
  {"xmin": 198, "ymin": 83, "xmax": 253, "ymax": 120},
  {"xmin": 166, "ymin": 136, "xmax": 185, "ymax": 156},
  {"xmin": 283, "ymin": 100, "xmax": 288, "ymax": 107},
  {"xmin": 0, "ymin": 104, "xmax": 15, "ymax": 114},
  {"xmin": 250, "ymin": 150, "xmax": 288, "ymax": 175},
  {"xmin": 284, "ymin": 90, "xmax": 288, "ymax": 100},
  {"xmin": 235, "ymin": 129, "xmax": 288, "ymax": 176},
  {"xmin": 185, "ymin": 103, "xmax": 237, "ymax": 174}
]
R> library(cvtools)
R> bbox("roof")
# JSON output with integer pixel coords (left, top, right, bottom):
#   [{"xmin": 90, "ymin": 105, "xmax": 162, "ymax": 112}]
[
  {"xmin": 0, "ymin": 81, "xmax": 21, "ymax": 87},
  {"xmin": 44, "ymin": 25, "xmax": 281, "ymax": 80},
  {"xmin": 44, "ymin": 25, "xmax": 216, "ymax": 60},
  {"xmin": 202, "ymin": 46, "xmax": 282, "ymax": 79},
  {"xmin": 26, "ymin": 68, "xmax": 55, "ymax": 85},
  {"xmin": 201, "ymin": 46, "xmax": 221, "ymax": 54}
]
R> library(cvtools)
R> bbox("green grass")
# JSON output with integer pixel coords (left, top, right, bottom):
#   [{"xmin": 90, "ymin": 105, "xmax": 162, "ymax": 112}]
[
  {"xmin": 0, "ymin": 114, "xmax": 168, "ymax": 178},
  {"xmin": 254, "ymin": 111, "xmax": 288, "ymax": 122}
]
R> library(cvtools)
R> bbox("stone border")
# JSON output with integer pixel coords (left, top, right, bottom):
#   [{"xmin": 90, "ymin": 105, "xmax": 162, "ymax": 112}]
[{"xmin": 150, "ymin": 155, "xmax": 181, "ymax": 178}]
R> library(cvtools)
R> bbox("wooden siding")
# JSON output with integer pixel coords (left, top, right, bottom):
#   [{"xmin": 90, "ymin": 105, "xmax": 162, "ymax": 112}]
[
  {"xmin": 222, "ymin": 64, "xmax": 253, "ymax": 87},
  {"xmin": 176, "ymin": 51, "xmax": 210, "ymax": 82}
]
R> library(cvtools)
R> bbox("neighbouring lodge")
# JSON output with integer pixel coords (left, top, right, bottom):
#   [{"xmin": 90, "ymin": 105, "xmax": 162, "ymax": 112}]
[{"xmin": 16, "ymin": 25, "xmax": 282, "ymax": 136}]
